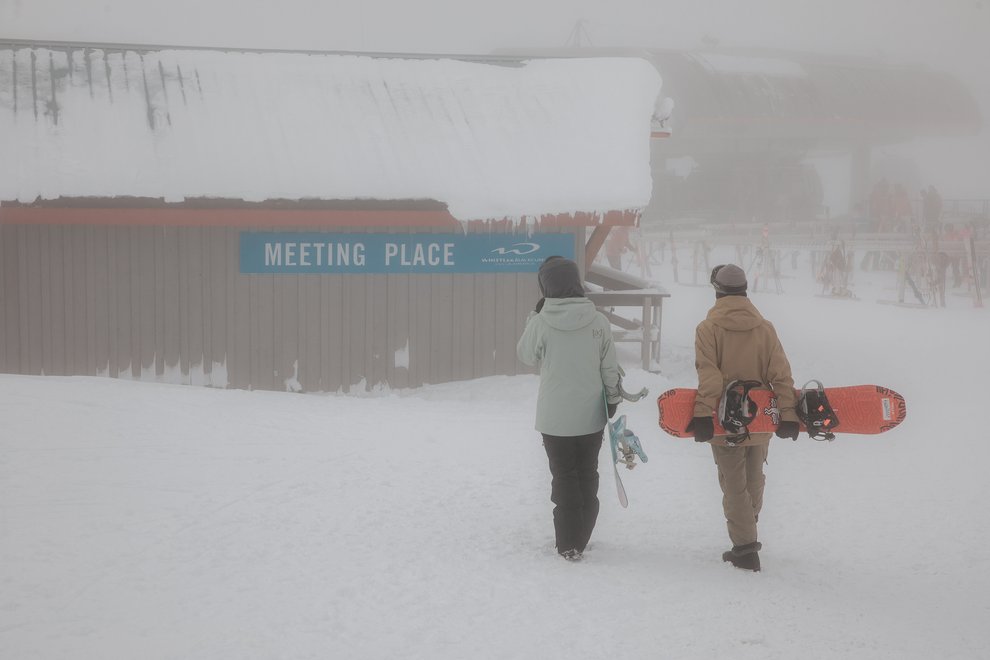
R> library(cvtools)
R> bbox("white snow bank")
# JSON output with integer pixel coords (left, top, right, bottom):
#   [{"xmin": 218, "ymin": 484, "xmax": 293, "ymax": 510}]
[{"xmin": 2, "ymin": 254, "xmax": 989, "ymax": 659}]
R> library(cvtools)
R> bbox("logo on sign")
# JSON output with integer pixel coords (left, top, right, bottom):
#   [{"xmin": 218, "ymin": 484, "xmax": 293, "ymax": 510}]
[{"xmin": 490, "ymin": 243, "xmax": 540, "ymax": 256}]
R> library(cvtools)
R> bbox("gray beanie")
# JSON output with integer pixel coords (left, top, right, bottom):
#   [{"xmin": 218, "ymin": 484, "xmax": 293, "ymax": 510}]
[{"xmin": 711, "ymin": 264, "xmax": 747, "ymax": 295}]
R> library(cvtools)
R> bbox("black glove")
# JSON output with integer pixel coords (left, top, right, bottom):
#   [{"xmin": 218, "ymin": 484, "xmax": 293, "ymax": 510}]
[
  {"xmin": 535, "ymin": 297, "xmax": 545, "ymax": 313},
  {"xmin": 607, "ymin": 402, "xmax": 618, "ymax": 419},
  {"xmin": 686, "ymin": 416, "xmax": 714, "ymax": 443},
  {"xmin": 775, "ymin": 420, "xmax": 800, "ymax": 441}
]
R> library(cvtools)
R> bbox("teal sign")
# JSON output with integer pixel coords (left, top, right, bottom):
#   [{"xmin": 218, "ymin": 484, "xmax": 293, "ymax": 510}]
[{"xmin": 239, "ymin": 232, "xmax": 575, "ymax": 274}]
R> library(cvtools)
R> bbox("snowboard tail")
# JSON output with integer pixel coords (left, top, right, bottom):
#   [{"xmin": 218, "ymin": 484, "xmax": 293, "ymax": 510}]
[{"xmin": 657, "ymin": 385, "xmax": 906, "ymax": 438}]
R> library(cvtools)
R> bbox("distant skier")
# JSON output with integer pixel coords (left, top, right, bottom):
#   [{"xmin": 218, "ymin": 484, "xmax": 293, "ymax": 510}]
[
  {"xmin": 686, "ymin": 264, "xmax": 800, "ymax": 572},
  {"xmin": 922, "ymin": 185, "xmax": 943, "ymax": 228},
  {"xmin": 517, "ymin": 256, "xmax": 622, "ymax": 561},
  {"xmin": 604, "ymin": 225, "xmax": 634, "ymax": 270}
]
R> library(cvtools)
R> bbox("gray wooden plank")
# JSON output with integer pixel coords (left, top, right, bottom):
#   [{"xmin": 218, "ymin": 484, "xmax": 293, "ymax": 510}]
[
  {"xmin": 199, "ymin": 226, "xmax": 213, "ymax": 383},
  {"xmin": 386, "ymin": 273, "xmax": 410, "ymax": 389},
  {"xmin": 0, "ymin": 224, "xmax": 10, "ymax": 372},
  {"xmin": 176, "ymin": 226, "xmax": 189, "ymax": 380},
  {"xmin": 153, "ymin": 224, "xmax": 165, "ymax": 378},
  {"xmin": 368, "ymin": 272, "xmax": 388, "ymax": 389},
  {"xmin": 123, "ymin": 226, "xmax": 139, "ymax": 376},
  {"xmin": 114, "ymin": 226, "xmax": 133, "ymax": 378},
  {"xmin": 60, "ymin": 225, "xmax": 78, "ymax": 375},
  {"xmin": 493, "ymin": 273, "xmax": 518, "ymax": 375},
  {"xmin": 62, "ymin": 224, "xmax": 81, "ymax": 375},
  {"xmin": 289, "ymin": 273, "xmax": 304, "ymax": 390},
  {"xmin": 473, "ymin": 274, "xmax": 497, "ymax": 378},
  {"xmin": 105, "ymin": 226, "xmax": 120, "ymax": 377},
  {"xmin": 346, "ymin": 274, "xmax": 366, "ymax": 391},
  {"xmin": 83, "ymin": 226, "xmax": 97, "ymax": 376},
  {"xmin": 321, "ymin": 273, "xmax": 343, "ymax": 392},
  {"xmin": 274, "ymin": 273, "xmax": 300, "ymax": 391},
  {"xmin": 384, "ymin": 228, "xmax": 411, "ymax": 389},
  {"xmin": 231, "ymin": 228, "xmax": 252, "ymax": 389},
  {"xmin": 317, "ymin": 274, "xmax": 330, "ymax": 392},
  {"xmin": 208, "ymin": 226, "xmax": 228, "ymax": 387},
  {"xmin": 271, "ymin": 270, "xmax": 283, "ymax": 389},
  {"xmin": 363, "ymin": 227, "xmax": 387, "ymax": 389},
  {"xmin": 92, "ymin": 226, "xmax": 111, "ymax": 376},
  {"xmin": 338, "ymin": 237, "xmax": 355, "ymax": 391},
  {"xmin": 161, "ymin": 225, "xmax": 180, "ymax": 380},
  {"xmin": 252, "ymin": 272, "xmax": 276, "ymax": 391},
  {"xmin": 249, "ymin": 274, "xmax": 261, "ymax": 388},
  {"xmin": 38, "ymin": 225, "xmax": 54, "ymax": 375},
  {"xmin": 300, "ymin": 273, "xmax": 321, "ymax": 391},
  {"xmin": 18, "ymin": 226, "xmax": 36, "ymax": 374},
  {"xmin": 0, "ymin": 224, "xmax": 11, "ymax": 372},
  {"xmin": 293, "ymin": 272, "xmax": 308, "ymax": 391},
  {"xmin": 429, "ymin": 273, "xmax": 453, "ymax": 384},
  {"xmin": 50, "ymin": 224, "xmax": 69, "ymax": 376},
  {"xmin": 406, "ymin": 273, "xmax": 420, "ymax": 388},
  {"xmin": 65, "ymin": 226, "xmax": 83, "ymax": 375},
  {"xmin": 185, "ymin": 225, "xmax": 204, "ymax": 382},
  {"xmin": 409, "ymin": 273, "xmax": 432, "ymax": 387},
  {"xmin": 127, "ymin": 225, "xmax": 142, "ymax": 378},
  {"xmin": 451, "ymin": 275, "xmax": 476, "ymax": 382},
  {"xmin": 138, "ymin": 226, "xmax": 156, "ymax": 379}
]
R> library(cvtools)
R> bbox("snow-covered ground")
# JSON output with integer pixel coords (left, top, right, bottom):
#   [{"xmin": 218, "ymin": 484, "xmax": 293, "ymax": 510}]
[{"xmin": 2, "ymin": 252, "xmax": 989, "ymax": 659}]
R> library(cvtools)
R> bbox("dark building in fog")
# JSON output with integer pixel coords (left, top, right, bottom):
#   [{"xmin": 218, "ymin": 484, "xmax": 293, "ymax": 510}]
[{"xmin": 504, "ymin": 46, "xmax": 982, "ymax": 225}]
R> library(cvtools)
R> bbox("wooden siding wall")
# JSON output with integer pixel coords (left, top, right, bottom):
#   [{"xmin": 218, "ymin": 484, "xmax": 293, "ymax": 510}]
[{"xmin": 0, "ymin": 223, "xmax": 578, "ymax": 391}]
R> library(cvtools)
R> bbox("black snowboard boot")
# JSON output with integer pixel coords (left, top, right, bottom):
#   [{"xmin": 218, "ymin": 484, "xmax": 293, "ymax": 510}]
[{"xmin": 722, "ymin": 541, "xmax": 762, "ymax": 572}]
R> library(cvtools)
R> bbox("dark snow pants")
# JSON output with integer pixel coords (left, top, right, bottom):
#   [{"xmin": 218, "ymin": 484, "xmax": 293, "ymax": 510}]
[{"xmin": 542, "ymin": 430, "xmax": 603, "ymax": 553}]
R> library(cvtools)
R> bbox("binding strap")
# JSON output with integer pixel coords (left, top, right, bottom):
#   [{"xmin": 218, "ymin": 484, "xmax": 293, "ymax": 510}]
[
  {"xmin": 616, "ymin": 365, "xmax": 649, "ymax": 402},
  {"xmin": 797, "ymin": 380, "xmax": 840, "ymax": 441},
  {"xmin": 718, "ymin": 380, "xmax": 763, "ymax": 446}
]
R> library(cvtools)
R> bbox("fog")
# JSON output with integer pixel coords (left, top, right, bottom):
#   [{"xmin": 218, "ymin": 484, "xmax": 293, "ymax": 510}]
[{"xmin": 3, "ymin": 0, "xmax": 988, "ymax": 198}]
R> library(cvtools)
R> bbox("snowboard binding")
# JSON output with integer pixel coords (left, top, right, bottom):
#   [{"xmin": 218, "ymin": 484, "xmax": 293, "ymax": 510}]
[
  {"xmin": 718, "ymin": 380, "xmax": 764, "ymax": 446},
  {"xmin": 797, "ymin": 380, "xmax": 840, "ymax": 441},
  {"xmin": 610, "ymin": 415, "xmax": 649, "ymax": 470}
]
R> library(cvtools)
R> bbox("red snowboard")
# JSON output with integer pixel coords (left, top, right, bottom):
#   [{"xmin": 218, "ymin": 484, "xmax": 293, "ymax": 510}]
[{"xmin": 657, "ymin": 385, "xmax": 906, "ymax": 438}]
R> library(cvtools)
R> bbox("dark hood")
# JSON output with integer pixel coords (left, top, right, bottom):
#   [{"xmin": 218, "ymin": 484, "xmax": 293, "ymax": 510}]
[{"xmin": 538, "ymin": 257, "xmax": 584, "ymax": 298}]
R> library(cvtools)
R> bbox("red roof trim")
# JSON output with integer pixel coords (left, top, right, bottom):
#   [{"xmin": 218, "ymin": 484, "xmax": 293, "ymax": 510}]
[
  {"xmin": 0, "ymin": 207, "xmax": 640, "ymax": 228},
  {"xmin": 0, "ymin": 207, "xmax": 461, "ymax": 227}
]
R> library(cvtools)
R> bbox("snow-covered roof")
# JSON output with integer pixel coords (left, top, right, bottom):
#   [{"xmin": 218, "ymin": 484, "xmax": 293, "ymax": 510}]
[{"xmin": 0, "ymin": 44, "xmax": 663, "ymax": 222}]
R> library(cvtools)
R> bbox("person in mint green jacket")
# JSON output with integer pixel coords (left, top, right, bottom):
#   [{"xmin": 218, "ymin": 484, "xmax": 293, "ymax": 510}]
[{"xmin": 517, "ymin": 256, "xmax": 621, "ymax": 561}]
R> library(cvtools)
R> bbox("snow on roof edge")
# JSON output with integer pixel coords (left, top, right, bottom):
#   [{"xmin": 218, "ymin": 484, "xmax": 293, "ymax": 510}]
[{"xmin": 0, "ymin": 47, "xmax": 663, "ymax": 224}]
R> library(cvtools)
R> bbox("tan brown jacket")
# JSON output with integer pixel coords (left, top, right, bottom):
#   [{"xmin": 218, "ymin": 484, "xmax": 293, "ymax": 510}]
[{"xmin": 694, "ymin": 295, "xmax": 797, "ymax": 446}]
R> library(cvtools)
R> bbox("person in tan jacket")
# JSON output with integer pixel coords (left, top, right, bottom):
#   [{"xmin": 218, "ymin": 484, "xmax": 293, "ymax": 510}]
[{"xmin": 687, "ymin": 264, "xmax": 800, "ymax": 572}]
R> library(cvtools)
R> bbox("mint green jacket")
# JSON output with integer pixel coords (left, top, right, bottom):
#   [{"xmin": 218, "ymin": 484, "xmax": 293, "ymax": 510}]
[{"xmin": 516, "ymin": 298, "xmax": 621, "ymax": 436}]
